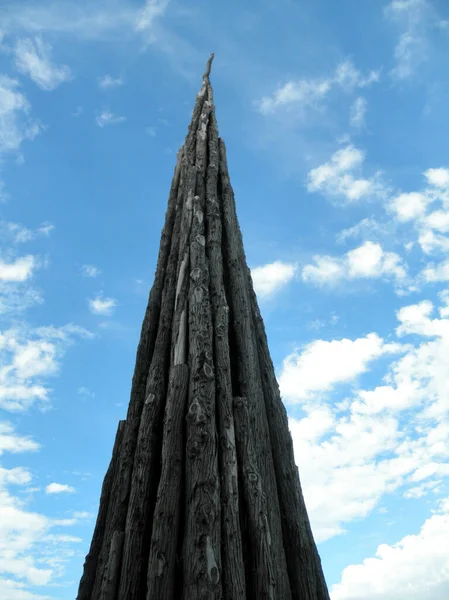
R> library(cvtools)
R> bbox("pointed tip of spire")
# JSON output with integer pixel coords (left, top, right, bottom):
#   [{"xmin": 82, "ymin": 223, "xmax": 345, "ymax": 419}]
[{"xmin": 203, "ymin": 53, "xmax": 214, "ymax": 81}]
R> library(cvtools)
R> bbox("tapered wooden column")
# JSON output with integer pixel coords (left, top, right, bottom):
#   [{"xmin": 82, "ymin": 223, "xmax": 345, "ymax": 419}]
[{"xmin": 77, "ymin": 54, "xmax": 330, "ymax": 600}]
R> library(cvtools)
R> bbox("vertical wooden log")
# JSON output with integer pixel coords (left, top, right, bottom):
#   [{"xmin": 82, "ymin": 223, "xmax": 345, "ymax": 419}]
[
  {"xmin": 247, "ymin": 269, "xmax": 330, "ymax": 600},
  {"xmin": 205, "ymin": 105, "xmax": 246, "ymax": 600},
  {"xmin": 146, "ymin": 364, "xmax": 189, "ymax": 600},
  {"xmin": 233, "ymin": 397, "xmax": 276, "ymax": 600},
  {"xmin": 91, "ymin": 149, "xmax": 185, "ymax": 600},
  {"xmin": 99, "ymin": 531, "xmax": 125, "ymax": 600},
  {"xmin": 183, "ymin": 95, "xmax": 222, "ymax": 599},
  {"xmin": 218, "ymin": 138, "xmax": 292, "ymax": 599},
  {"xmin": 76, "ymin": 420, "xmax": 125, "ymax": 600},
  {"xmin": 116, "ymin": 163, "xmax": 189, "ymax": 600}
]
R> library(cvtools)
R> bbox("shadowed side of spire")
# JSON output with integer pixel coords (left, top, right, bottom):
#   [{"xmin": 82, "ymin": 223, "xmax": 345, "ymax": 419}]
[{"xmin": 77, "ymin": 55, "xmax": 330, "ymax": 600}]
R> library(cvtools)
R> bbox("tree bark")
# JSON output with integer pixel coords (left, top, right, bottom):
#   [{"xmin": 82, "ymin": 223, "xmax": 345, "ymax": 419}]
[
  {"xmin": 146, "ymin": 364, "xmax": 189, "ymax": 600},
  {"xmin": 205, "ymin": 107, "xmax": 246, "ymax": 600},
  {"xmin": 247, "ymin": 268, "xmax": 331, "ymax": 600},
  {"xmin": 218, "ymin": 138, "xmax": 292, "ymax": 599},
  {"xmin": 78, "ymin": 55, "xmax": 330, "ymax": 600}
]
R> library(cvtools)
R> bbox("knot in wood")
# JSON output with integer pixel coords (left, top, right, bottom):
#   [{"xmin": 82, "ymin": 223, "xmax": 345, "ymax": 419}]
[
  {"xmin": 188, "ymin": 399, "xmax": 201, "ymax": 415},
  {"xmin": 193, "ymin": 286, "xmax": 203, "ymax": 304},
  {"xmin": 195, "ymin": 209, "xmax": 204, "ymax": 224},
  {"xmin": 248, "ymin": 472, "xmax": 258, "ymax": 483},
  {"xmin": 190, "ymin": 267, "xmax": 201, "ymax": 280},
  {"xmin": 203, "ymin": 362, "xmax": 214, "ymax": 379},
  {"xmin": 145, "ymin": 392, "xmax": 155, "ymax": 406},
  {"xmin": 196, "ymin": 234, "xmax": 206, "ymax": 247}
]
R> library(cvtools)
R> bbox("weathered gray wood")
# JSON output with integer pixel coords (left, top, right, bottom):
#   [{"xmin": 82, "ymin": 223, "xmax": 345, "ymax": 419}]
[
  {"xmin": 146, "ymin": 364, "xmax": 189, "ymax": 600},
  {"xmin": 247, "ymin": 270, "xmax": 330, "ymax": 600},
  {"xmin": 99, "ymin": 531, "xmax": 125, "ymax": 600},
  {"xmin": 76, "ymin": 420, "xmax": 125, "ymax": 600},
  {"xmin": 90, "ymin": 149, "xmax": 184, "ymax": 600},
  {"xmin": 233, "ymin": 397, "xmax": 276, "ymax": 600},
  {"xmin": 182, "ymin": 92, "xmax": 222, "ymax": 599},
  {"xmin": 205, "ymin": 102, "xmax": 246, "ymax": 600},
  {"xmin": 78, "ymin": 54, "xmax": 330, "ymax": 600},
  {"xmin": 116, "ymin": 158, "xmax": 188, "ymax": 600},
  {"xmin": 218, "ymin": 138, "xmax": 292, "ymax": 599}
]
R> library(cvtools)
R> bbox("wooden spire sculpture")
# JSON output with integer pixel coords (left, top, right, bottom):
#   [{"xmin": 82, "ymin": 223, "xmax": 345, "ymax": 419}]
[{"xmin": 77, "ymin": 55, "xmax": 330, "ymax": 600}]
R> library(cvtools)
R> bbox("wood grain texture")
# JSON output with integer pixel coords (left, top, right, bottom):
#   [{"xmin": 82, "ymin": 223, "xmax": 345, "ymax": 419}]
[{"xmin": 77, "ymin": 54, "xmax": 330, "ymax": 600}]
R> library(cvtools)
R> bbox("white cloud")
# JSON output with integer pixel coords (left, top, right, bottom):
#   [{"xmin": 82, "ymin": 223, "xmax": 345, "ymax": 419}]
[
  {"xmin": 425, "ymin": 167, "xmax": 449, "ymax": 188},
  {"xmin": 146, "ymin": 126, "xmax": 157, "ymax": 137},
  {"xmin": 0, "ymin": 447, "xmax": 81, "ymax": 595},
  {"xmin": 331, "ymin": 512, "xmax": 449, "ymax": 600},
  {"xmin": 81, "ymin": 264, "xmax": 101, "ymax": 278},
  {"xmin": 45, "ymin": 483, "xmax": 75, "ymax": 494},
  {"xmin": 258, "ymin": 60, "xmax": 379, "ymax": 114},
  {"xmin": 96, "ymin": 110, "xmax": 126, "ymax": 127},
  {"xmin": 0, "ymin": 75, "xmax": 42, "ymax": 156},
  {"xmin": 14, "ymin": 37, "xmax": 71, "ymax": 91},
  {"xmin": 424, "ymin": 210, "xmax": 449, "ymax": 233},
  {"xmin": 0, "ymin": 256, "xmax": 36, "ymax": 282},
  {"xmin": 250, "ymin": 260, "xmax": 297, "ymax": 298},
  {"xmin": 0, "ymin": 324, "xmax": 93, "ymax": 412},
  {"xmin": 350, "ymin": 96, "xmax": 367, "ymax": 128},
  {"xmin": 390, "ymin": 191, "xmax": 430, "ymax": 222},
  {"xmin": 418, "ymin": 230, "xmax": 449, "ymax": 255},
  {"xmin": 421, "ymin": 259, "xmax": 449, "ymax": 282},
  {"xmin": 385, "ymin": 0, "xmax": 430, "ymax": 80},
  {"xmin": 78, "ymin": 386, "xmax": 95, "ymax": 399},
  {"xmin": 279, "ymin": 333, "xmax": 402, "ymax": 404},
  {"xmin": 88, "ymin": 295, "xmax": 117, "ymax": 315},
  {"xmin": 307, "ymin": 145, "xmax": 385, "ymax": 203},
  {"xmin": 98, "ymin": 74, "xmax": 123, "ymax": 89},
  {"xmin": 0, "ymin": 423, "xmax": 40, "ymax": 456},
  {"xmin": 337, "ymin": 217, "xmax": 391, "ymax": 244},
  {"xmin": 301, "ymin": 241, "xmax": 407, "ymax": 287},
  {"xmin": 283, "ymin": 293, "xmax": 449, "ymax": 543},
  {"xmin": 136, "ymin": 0, "xmax": 171, "ymax": 31}
]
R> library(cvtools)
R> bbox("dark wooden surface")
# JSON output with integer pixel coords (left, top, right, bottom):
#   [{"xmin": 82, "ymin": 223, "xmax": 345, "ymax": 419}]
[{"xmin": 77, "ymin": 55, "xmax": 330, "ymax": 600}]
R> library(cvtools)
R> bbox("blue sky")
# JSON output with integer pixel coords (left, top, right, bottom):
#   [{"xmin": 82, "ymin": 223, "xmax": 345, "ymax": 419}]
[{"xmin": 1, "ymin": 0, "xmax": 449, "ymax": 598}]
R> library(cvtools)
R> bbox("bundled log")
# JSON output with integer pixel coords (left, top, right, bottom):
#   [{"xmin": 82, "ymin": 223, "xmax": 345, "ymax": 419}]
[{"xmin": 77, "ymin": 54, "xmax": 330, "ymax": 600}]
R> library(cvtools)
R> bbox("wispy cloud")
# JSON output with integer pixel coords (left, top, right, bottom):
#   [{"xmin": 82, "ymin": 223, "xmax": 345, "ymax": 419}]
[
  {"xmin": 136, "ymin": 0, "xmax": 171, "ymax": 31},
  {"xmin": 88, "ymin": 295, "xmax": 117, "ymax": 315},
  {"xmin": 307, "ymin": 145, "xmax": 386, "ymax": 203},
  {"xmin": 81, "ymin": 264, "xmax": 101, "ymax": 278},
  {"xmin": 384, "ymin": 0, "xmax": 440, "ymax": 80},
  {"xmin": 0, "ymin": 75, "xmax": 42, "ymax": 156},
  {"xmin": 350, "ymin": 96, "xmax": 367, "ymax": 128},
  {"xmin": 258, "ymin": 60, "xmax": 379, "ymax": 115},
  {"xmin": 98, "ymin": 74, "xmax": 124, "ymax": 90},
  {"xmin": 96, "ymin": 110, "xmax": 126, "ymax": 127},
  {"xmin": 14, "ymin": 36, "xmax": 72, "ymax": 90},
  {"xmin": 0, "ymin": 324, "xmax": 93, "ymax": 412}
]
